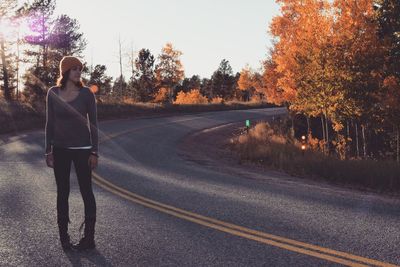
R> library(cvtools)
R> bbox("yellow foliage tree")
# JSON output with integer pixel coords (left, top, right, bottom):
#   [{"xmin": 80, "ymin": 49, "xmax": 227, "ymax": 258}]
[
  {"xmin": 210, "ymin": 96, "xmax": 224, "ymax": 104},
  {"xmin": 238, "ymin": 65, "xmax": 265, "ymax": 101},
  {"xmin": 173, "ymin": 89, "xmax": 209, "ymax": 104},
  {"xmin": 155, "ymin": 43, "xmax": 185, "ymax": 103},
  {"xmin": 153, "ymin": 87, "xmax": 170, "ymax": 103},
  {"xmin": 238, "ymin": 66, "xmax": 254, "ymax": 92}
]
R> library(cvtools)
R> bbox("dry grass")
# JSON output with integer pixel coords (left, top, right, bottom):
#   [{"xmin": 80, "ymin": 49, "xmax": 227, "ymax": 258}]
[
  {"xmin": 0, "ymin": 98, "xmax": 43, "ymax": 135},
  {"xmin": 229, "ymin": 121, "xmax": 400, "ymax": 193}
]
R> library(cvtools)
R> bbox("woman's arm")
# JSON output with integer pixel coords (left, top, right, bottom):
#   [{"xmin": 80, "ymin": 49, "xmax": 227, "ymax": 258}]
[
  {"xmin": 87, "ymin": 88, "xmax": 99, "ymax": 155},
  {"xmin": 45, "ymin": 88, "xmax": 55, "ymax": 153}
]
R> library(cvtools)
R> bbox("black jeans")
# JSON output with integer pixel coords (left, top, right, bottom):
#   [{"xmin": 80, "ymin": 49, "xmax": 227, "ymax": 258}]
[{"xmin": 53, "ymin": 146, "xmax": 96, "ymax": 224}]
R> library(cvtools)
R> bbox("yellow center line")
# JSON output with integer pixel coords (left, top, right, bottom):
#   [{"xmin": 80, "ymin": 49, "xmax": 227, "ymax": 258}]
[{"xmin": 93, "ymin": 117, "xmax": 398, "ymax": 267}]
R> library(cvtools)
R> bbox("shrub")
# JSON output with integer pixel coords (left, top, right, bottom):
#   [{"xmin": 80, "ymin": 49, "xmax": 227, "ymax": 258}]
[
  {"xmin": 153, "ymin": 87, "xmax": 170, "ymax": 103},
  {"xmin": 210, "ymin": 96, "xmax": 224, "ymax": 104},
  {"xmin": 229, "ymin": 121, "xmax": 400, "ymax": 193},
  {"xmin": 173, "ymin": 89, "xmax": 208, "ymax": 104}
]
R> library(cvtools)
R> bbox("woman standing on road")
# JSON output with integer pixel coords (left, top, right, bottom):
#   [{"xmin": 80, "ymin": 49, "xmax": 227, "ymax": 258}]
[{"xmin": 44, "ymin": 56, "xmax": 99, "ymax": 251}]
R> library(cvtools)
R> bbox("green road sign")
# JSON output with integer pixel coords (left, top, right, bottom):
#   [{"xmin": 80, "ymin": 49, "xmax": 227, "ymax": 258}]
[{"xmin": 246, "ymin": 119, "xmax": 250, "ymax": 127}]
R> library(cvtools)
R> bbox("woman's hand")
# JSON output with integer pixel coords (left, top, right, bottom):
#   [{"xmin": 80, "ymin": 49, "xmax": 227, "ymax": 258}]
[
  {"xmin": 88, "ymin": 154, "xmax": 98, "ymax": 170},
  {"xmin": 46, "ymin": 153, "xmax": 54, "ymax": 168}
]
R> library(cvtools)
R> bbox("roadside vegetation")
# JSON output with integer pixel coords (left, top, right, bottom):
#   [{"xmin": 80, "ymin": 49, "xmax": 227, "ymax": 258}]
[
  {"xmin": 228, "ymin": 120, "xmax": 400, "ymax": 193},
  {"xmin": 0, "ymin": 96, "xmax": 272, "ymax": 135}
]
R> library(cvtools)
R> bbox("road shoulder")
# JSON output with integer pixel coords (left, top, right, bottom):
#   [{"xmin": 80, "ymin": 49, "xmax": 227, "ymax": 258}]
[{"xmin": 177, "ymin": 120, "xmax": 400, "ymax": 201}]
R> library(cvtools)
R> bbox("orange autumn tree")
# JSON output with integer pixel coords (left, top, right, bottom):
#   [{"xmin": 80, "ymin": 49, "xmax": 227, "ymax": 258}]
[
  {"xmin": 251, "ymin": 71, "xmax": 265, "ymax": 101},
  {"xmin": 268, "ymin": 0, "xmax": 304, "ymax": 106},
  {"xmin": 174, "ymin": 89, "xmax": 208, "ymax": 105},
  {"xmin": 238, "ymin": 65, "xmax": 265, "ymax": 101},
  {"xmin": 269, "ymin": 0, "xmax": 349, "ymax": 147},
  {"xmin": 262, "ymin": 53, "xmax": 286, "ymax": 106},
  {"xmin": 155, "ymin": 43, "xmax": 185, "ymax": 103},
  {"xmin": 267, "ymin": 0, "xmax": 385, "ymax": 157},
  {"xmin": 331, "ymin": 0, "xmax": 386, "ymax": 158},
  {"xmin": 238, "ymin": 66, "xmax": 253, "ymax": 101},
  {"xmin": 153, "ymin": 87, "xmax": 170, "ymax": 104}
]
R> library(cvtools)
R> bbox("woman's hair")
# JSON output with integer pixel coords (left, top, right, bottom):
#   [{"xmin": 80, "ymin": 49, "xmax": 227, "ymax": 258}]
[{"xmin": 56, "ymin": 69, "xmax": 85, "ymax": 90}]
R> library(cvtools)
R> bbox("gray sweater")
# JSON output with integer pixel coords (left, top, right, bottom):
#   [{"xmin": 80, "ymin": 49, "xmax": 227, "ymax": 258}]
[{"xmin": 45, "ymin": 86, "xmax": 99, "ymax": 154}]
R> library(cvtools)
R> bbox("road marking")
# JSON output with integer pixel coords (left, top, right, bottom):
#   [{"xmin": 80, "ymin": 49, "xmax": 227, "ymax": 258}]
[{"xmin": 92, "ymin": 114, "xmax": 398, "ymax": 267}]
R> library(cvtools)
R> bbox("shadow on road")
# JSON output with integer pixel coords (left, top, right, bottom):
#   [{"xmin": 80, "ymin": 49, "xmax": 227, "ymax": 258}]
[{"xmin": 64, "ymin": 248, "xmax": 112, "ymax": 267}]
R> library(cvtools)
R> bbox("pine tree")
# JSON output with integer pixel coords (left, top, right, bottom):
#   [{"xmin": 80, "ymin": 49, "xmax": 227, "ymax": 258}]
[
  {"xmin": 21, "ymin": 0, "xmax": 86, "ymax": 102},
  {"xmin": 131, "ymin": 48, "xmax": 156, "ymax": 102},
  {"xmin": 88, "ymin": 64, "xmax": 113, "ymax": 96},
  {"xmin": 210, "ymin": 59, "xmax": 236, "ymax": 100},
  {"xmin": 0, "ymin": 0, "xmax": 19, "ymax": 101},
  {"xmin": 175, "ymin": 75, "xmax": 201, "ymax": 98}
]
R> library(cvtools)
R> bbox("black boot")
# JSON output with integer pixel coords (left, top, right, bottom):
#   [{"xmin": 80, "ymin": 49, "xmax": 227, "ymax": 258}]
[
  {"xmin": 58, "ymin": 218, "xmax": 72, "ymax": 250},
  {"xmin": 73, "ymin": 217, "xmax": 96, "ymax": 251}
]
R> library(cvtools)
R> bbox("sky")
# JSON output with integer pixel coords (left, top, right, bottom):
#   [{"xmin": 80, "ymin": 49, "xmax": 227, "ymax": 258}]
[{"xmin": 52, "ymin": 0, "xmax": 281, "ymax": 79}]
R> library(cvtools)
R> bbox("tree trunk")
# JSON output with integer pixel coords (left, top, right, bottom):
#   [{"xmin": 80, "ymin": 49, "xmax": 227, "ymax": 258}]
[
  {"xmin": 119, "ymin": 36, "xmax": 123, "ymax": 81},
  {"xmin": 41, "ymin": 13, "xmax": 47, "ymax": 70},
  {"xmin": 325, "ymin": 112, "xmax": 329, "ymax": 154},
  {"xmin": 291, "ymin": 114, "xmax": 295, "ymax": 138},
  {"xmin": 306, "ymin": 116, "xmax": 311, "ymax": 136},
  {"xmin": 321, "ymin": 115, "xmax": 326, "ymax": 153},
  {"xmin": 16, "ymin": 31, "xmax": 20, "ymax": 101},
  {"xmin": 397, "ymin": 126, "xmax": 399, "ymax": 163},
  {"xmin": 355, "ymin": 122, "xmax": 360, "ymax": 159},
  {"xmin": 0, "ymin": 36, "xmax": 11, "ymax": 101},
  {"xmin": 118, "ymin": 36, "xmax": 124, "ymax": 98},
  {"xmin": 361, "ymin": 124, "xmax": 367, "ymax": 158},
  {"xmin": 345, "ymin": 120, "xmax": 350, "ymax": 160}
]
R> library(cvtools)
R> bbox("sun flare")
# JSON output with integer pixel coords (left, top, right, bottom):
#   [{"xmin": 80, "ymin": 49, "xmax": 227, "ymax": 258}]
[{"xmin": 0, "ymin": 18, "xmax": 32, "ymax": 40}]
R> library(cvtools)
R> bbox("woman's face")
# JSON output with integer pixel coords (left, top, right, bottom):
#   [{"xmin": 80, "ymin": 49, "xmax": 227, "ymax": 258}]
[{"xmin": 68, "ymin": 65, "xmax": 82, "ymax": 83}]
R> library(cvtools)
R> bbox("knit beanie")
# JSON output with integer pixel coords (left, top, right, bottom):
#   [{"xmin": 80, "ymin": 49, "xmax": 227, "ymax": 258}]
[{"xmin": 59, "ymin": 56, "xmax": 83, "ymax": 75}]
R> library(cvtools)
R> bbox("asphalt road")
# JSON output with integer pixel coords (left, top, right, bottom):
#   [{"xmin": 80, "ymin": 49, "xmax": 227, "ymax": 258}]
[{"xmin": 0, "ymin": 107, "xmax": 399, "ymax": 267}]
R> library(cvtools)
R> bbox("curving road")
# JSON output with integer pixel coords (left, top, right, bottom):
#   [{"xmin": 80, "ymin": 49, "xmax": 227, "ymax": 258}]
[{"xmin": 0, "ymin": 107, "xmax": 399, "ymax": 267}]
